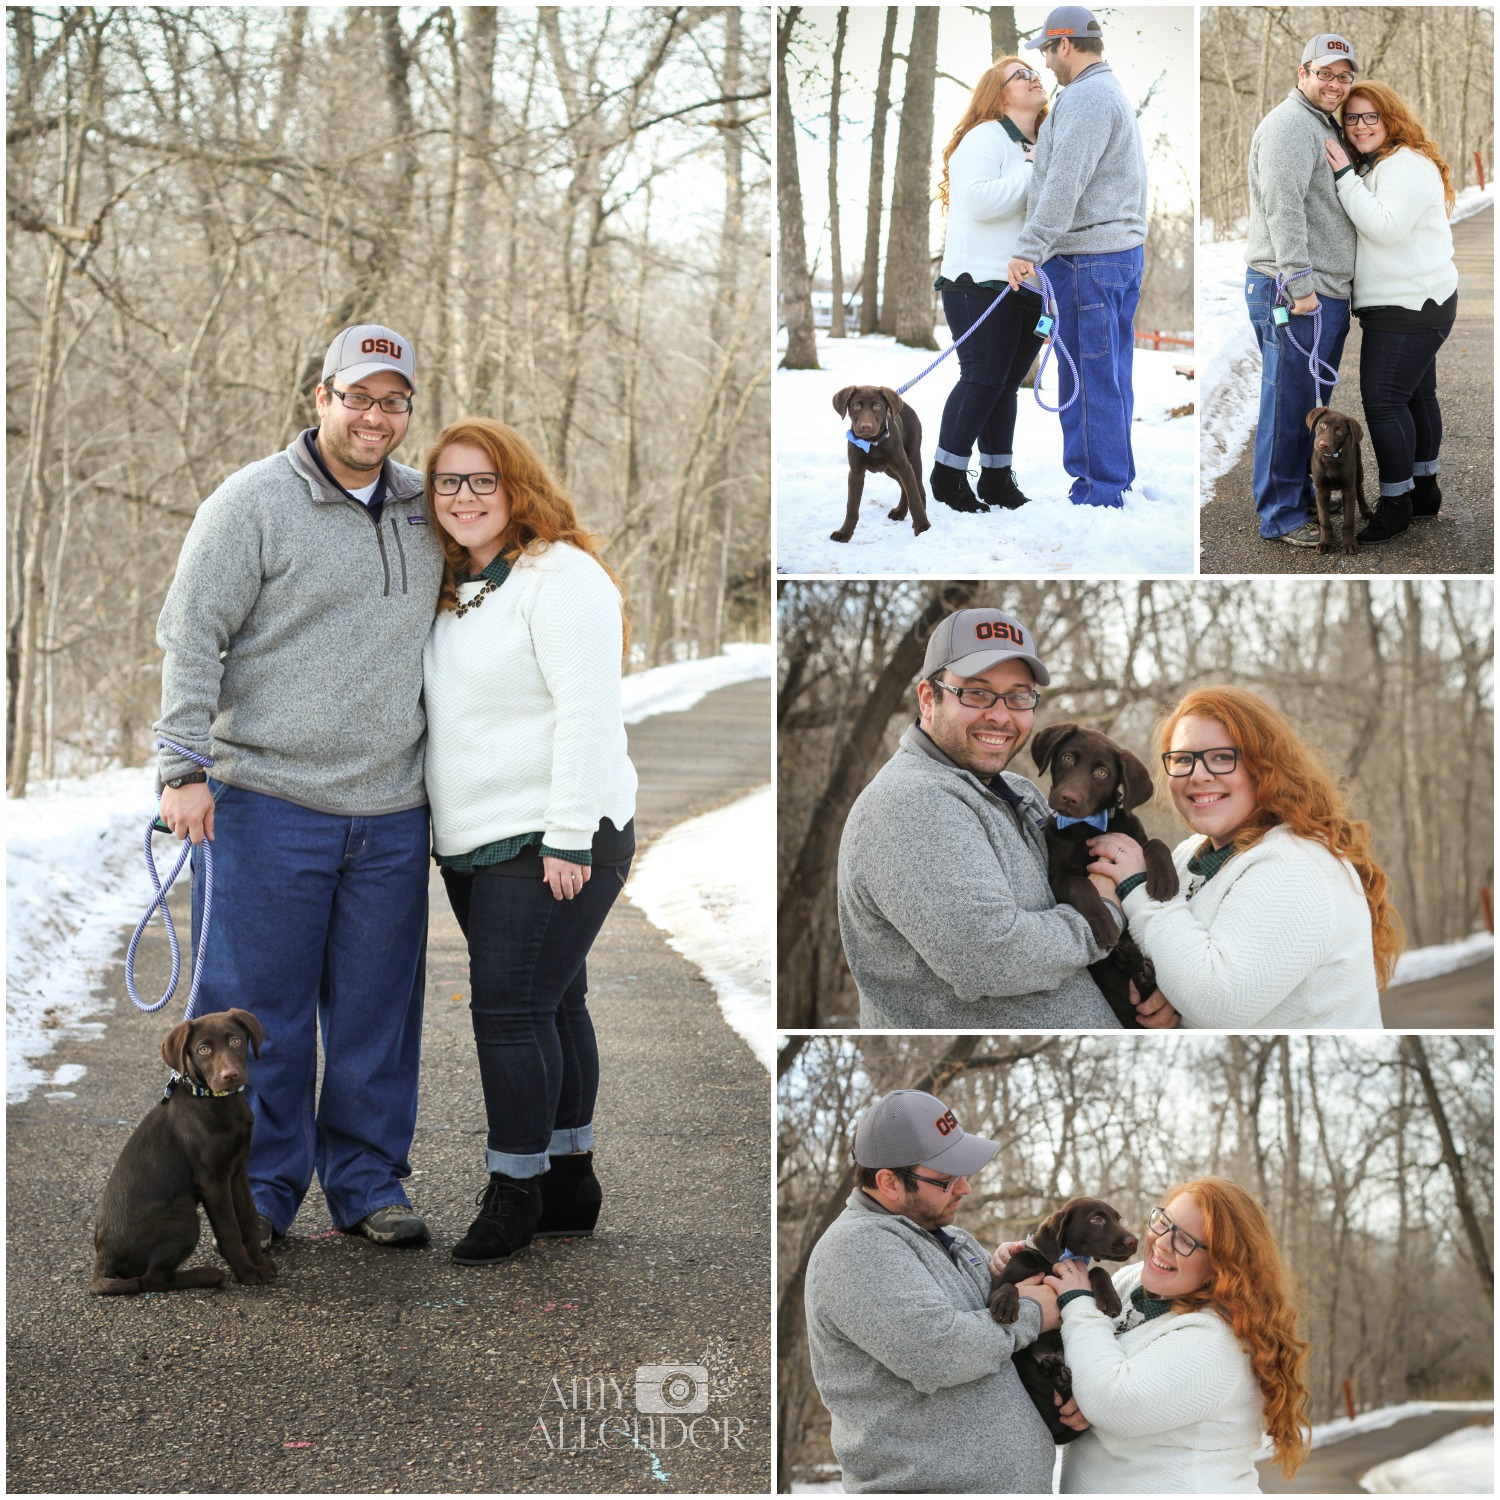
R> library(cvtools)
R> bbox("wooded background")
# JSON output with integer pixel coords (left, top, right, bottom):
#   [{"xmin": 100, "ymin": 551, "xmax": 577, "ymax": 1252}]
[
  {"xmin": 777, "ymin": 579, "xmax": 1495, "ymax": 1027},
  {"xmin": 7, "ymin": 6, "xmax": 771, "ymax": 795},
  {"xmin": 778, "ymin": 5, "xmax": 1195, "ymax": 368},
  {"xmin": 1201, "ymin": 6, "xmax": 1494, "ymax": 237},
  {"xmin": 776, "ymin": 1032, "xmax": 1494, "ymax": 1492}
]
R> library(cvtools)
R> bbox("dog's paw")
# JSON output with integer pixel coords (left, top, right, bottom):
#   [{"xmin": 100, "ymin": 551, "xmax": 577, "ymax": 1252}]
[
  {"xmin": 912, "ymin": 516, "xmax": 931, "ymax": 537},
  {"xmin": 1342, "ymin": 540, "xmax": 1359, "ymax": 556},
  {"xmin": 888, "ymin": 502, "xmax": 910, "ymax": 521},
  {"xmin": 988, "ymin": 1283, "xmax": 1021, "ymax": 1324},
  {"xmin": 1095, "ymin": 1284, "xmax": 1122, "ymax": 1317},
  {"xmin": 1088, "ymin": 912, "xmax": 1121, "ymax": 949},
  {"xmin": 236, "ymin": 1258, "xmax": 277, "ymax": 1286},
  {"xmin": 829, "ymin": 528, "xmax": 853, "ymax": 543}
]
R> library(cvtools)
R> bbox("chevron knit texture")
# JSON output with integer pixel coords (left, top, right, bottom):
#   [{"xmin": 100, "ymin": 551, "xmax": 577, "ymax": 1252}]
[{"xmin": 1336, "ymin": 147, "xmax": 1458, "ymax": 312}]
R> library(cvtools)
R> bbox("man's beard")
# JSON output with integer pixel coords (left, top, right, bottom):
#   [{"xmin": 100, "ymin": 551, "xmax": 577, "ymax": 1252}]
[{"xmin": 899, "ymin": 1188, "xmax": 954, "ymax": 1231}]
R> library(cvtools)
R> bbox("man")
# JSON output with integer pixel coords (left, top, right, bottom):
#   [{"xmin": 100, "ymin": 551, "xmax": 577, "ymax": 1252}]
[
  {"xmin": 1007, "ymin": 5, "xmax": 1148, "ymax": 510},
  {"xmin": 804, "ymin": 1090, "xmax": 1084, "ymax": 1493},
  {"xmin": 1244, "ymin": 34, "xmax": 1359, "ymax": 546},
  {"xmin": 155, "ymin": 324, "xmax": 443, "ymax": 1249},
  {"xmin": 837, "ymin": 607, "xmax": 1125, "ymax": 1029}
]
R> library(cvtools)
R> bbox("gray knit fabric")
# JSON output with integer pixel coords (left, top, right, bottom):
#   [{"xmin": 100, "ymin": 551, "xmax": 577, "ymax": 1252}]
[
  {"xmin": 838, "ymin": 725, "xmax": 1122, "ymax": 1029},
  {"xmin": 805, "ymin": 1189, "xmax": 1056, "ymax": 1494},
  {"xmin": 1013, "ymin": 62, "xmax": 1148, "ymax": 264},
  {"xmin": 1246, "ymin": 89, "xmax": 1357, "ymax": 300},
  {"xmin": 155, "ymin": 433, "xmax": 443, "ymax": 814}
]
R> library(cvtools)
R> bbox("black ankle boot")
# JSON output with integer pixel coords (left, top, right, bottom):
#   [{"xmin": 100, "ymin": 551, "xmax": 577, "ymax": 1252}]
[
  {"xmin": 1356, "ymin": 492, "xmax": 1413, "ymax": 544},
  {"xmin": 451, "ymin": 1172, "xmax": 542, "ymax": 1265},
  {"xmin": 1410, "ymin": 473, "xmax": 1442, "ymax": 518},
  {"xmin": 977, "ymin": 466, "xmax": 1033, "ymax": 510},
  {"xmin": 929, "ymin": 463, "xmax": 986, "ymax": 512},
  {"xmin": 536, "ymin": 1152, "xmax": 602, "ymax": 1239}
]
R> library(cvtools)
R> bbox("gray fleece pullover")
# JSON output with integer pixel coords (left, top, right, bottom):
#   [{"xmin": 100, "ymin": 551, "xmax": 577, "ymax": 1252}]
[
  {"xmin": 838, "ymin": 725, "xmax": 1120, "ymax": 1029},
  {"xmin": 1013, "ymin": 61, "xmax": 1148, "ymax": 264},
  {"xmin": 1246, "ymin": 89, "xmax": 1356, "ymax": 300},
  {"xmin": 805, "ymin": 1188, "xmax": 1055, "ymax": 1494},
  {"xmin": 155, "ymin": 433, "xmax": 443, "ymax": 814}
]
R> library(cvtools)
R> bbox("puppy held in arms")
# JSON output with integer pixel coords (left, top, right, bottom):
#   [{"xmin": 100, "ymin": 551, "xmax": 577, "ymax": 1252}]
[
  {"xmin": 989, "ymin": 1197, "xmax": 1139, "ymax": 1444},
  {"xmin": 91, "ymin": 1009, "xmax": 277, "ymax": 1295},
  {"xmin": 1031, "ymin": 723, "xmax": 1178, "ymax": 1028}
]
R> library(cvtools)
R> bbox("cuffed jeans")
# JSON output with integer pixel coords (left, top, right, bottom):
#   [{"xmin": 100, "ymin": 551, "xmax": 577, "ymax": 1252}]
[
  {"xmin": 1246, "ymin": 274, "xmax": 1350, "ymax": 536},
  {"xmin": 441, "ymin": 860, "xmax": 629, "ymax": 1180},
  {"xmin": 1043, "ymin": 245, "xmax": 1143, "ymax": 508},
  {"xmin": 1359, "ymin": 323, "xmax": 1448, "ymax": 497},
  {"xmin": 190, "ymin": 782, "xmax": 430, "ymax": 1233}
]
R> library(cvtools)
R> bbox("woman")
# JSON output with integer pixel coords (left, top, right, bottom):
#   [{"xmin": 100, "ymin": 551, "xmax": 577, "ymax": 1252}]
[
  {"xmin": 1042, "ymin": 1179, "xmax": 1311, "ymax": 1493},
  {"xmin": 1088, "ymin": 686, "xmax": 1399, "ymax": 1027},
  {"xmin": 930, "ymin": 57, "xmax": 1049, "ymax": 515},
  {"xmin": 1324, "ymin": 82, "xmax": 1458, "ymax": 543},
  {"xmin": 422, "ymin": 417, "xmax": 637, "ymax": 1265}
]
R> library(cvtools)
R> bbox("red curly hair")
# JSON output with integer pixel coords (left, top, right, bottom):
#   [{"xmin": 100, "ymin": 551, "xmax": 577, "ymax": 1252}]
[
  {"xmin": 1162, "ymin": 1178, "xmax": 1311, "ymax": 1479},
  {"xmin": 1344, "ymin": 81, "xmax": 1456, "ymax": 212},
  {"xmin": 1157, "ymin": 685, "xmax": 1403, "ymax": 987},
  {"xmin": 938, "ymin": 56, "xmax": 1049, "ymax": 209},
  {"xmin": 423, "ymin": 417, "xmax": 628, "ymax": 650}
]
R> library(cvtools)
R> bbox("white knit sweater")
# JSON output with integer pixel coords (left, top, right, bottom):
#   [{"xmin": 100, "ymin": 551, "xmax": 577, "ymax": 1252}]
[
  {"xmin": 1335, "ymin": 146, "xmax": 1457, "ymax": 312},
  {"xmin": 1059, "ymin": 1262, "xmax": 1265, "ymax": 1493},
  {"xmin": 1121, "ymin": 826, "xmax": 1383, "ymax": 1029},
  {"xmin": 938, "ymin": 119, "xmax": 1033, "ymax": 284},
  {"xmin": 422, "ymin": 541, "xmax": 637, "ymax": 858}
]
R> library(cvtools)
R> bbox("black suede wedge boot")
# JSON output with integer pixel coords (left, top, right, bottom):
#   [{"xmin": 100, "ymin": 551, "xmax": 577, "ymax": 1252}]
[
  {"xmin": 451, "ymin": 1172, "xmax": 542, "ymax": 1265},
  {"xmin": 536, "ymin": 1152, "xmax": 603, "ymax": 1239}
]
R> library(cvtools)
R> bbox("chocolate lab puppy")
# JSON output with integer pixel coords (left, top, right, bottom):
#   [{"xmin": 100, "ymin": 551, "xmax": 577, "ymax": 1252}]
[
  {"xmin": 1306, "ymin": 406, "xmax": 1374, "ymax": 556},
  {"xmin": 830, "ymin": 385, "xmax": 931, "ymax": 542},
  {"xmin": 1031, "ymin": 723, "xmax": 1179, "ymax": 1028},
  {"xmin": 91, "ymin": 1009, "xmax": 277, "ymax": 1295},
  {"xmin": 989, "ymin": 1197, "xmax": 1139, "ymax": 1444}
]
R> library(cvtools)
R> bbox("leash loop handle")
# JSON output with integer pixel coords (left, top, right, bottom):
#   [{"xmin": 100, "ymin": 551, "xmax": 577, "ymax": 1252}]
[{"xmin": 1274, "ymin": 269, "xmax": 1340, "ymax": 407}]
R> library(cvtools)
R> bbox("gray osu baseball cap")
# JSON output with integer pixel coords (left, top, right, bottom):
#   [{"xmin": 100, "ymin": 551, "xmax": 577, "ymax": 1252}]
[
  {"xmin": 854, "ymin": 1090, "xmax": 1001, "ymax": 1177},
  {"xmin": 321, "ymin": 324, "xmax": 417, "ymax": 392},
  {"xmin": 1024, "ymin": 4, "xmax": 1103, "ymax": 49},
  {"xmin": 922, "ymin": 607, "xmax": 1051, "ymax": 685},
  {"xmin": 1302, "ymin": 34, "xmax": 1357, "ymax": 71}
]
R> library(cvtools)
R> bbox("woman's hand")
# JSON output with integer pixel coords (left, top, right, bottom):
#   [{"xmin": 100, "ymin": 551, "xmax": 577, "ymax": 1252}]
[
  {"xmin": 989, "ymin": 1240, "xmax": 1026, "ymax": 1277},
  {"xmin": 1132, "ymin": 982, "xmax": 1180, "ymax": 1030},
  {"xmin": 1325, "ymin": 136, "xmax": 1351, "ymax": 172},
  {"xmin": 542, "ymin": 856, "xmax": 591, "ymax": 901},
  {"xmin": 1087, "ymin": 833, "xmax": 1147, "ymax": 884},
  {"xmin": 1043, "ymin": 1259, "xmax": 1093, "ymax": 1296},
  {"xmin": 1056, "ymin": 1391, "xmax": 1091, "ymax": 1432},
  {"xmin": 1006, "ymin": 256, "xmax": 1035, "ymax": 291}
]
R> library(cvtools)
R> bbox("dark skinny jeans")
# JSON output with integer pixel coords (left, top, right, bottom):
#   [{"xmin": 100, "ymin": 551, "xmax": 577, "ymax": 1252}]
[{"xmin": 1358, "ymin": 323, "xmax": 1449, "ymax": 496}]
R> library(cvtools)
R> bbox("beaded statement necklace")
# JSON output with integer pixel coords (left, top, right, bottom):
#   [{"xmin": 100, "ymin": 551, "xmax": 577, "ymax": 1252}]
[{"xmin": 454, "ymin": 577, "xmax": 499, "ymax": 617}]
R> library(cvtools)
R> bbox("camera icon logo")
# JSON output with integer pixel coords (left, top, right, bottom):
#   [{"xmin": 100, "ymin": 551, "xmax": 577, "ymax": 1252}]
[{"xmin": 635, "ymin": 1363, "xmax": 710, "ymax": 1415}]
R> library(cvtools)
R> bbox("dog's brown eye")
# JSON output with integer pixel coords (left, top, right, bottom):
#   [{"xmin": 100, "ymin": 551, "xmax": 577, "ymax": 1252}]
[
  {"xmin": 1094, "ymin": 766, "xmax": 1109, "ymax": 778},
  {"xmin": 1058, "ymin": 752, "xmax": 1074, "ymax": 766}
]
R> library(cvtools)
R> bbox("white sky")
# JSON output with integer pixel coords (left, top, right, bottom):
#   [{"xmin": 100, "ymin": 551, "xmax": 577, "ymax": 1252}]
[{"xmin": 788, "ymin": 5, "xmax": 1197, "ymax": 280}]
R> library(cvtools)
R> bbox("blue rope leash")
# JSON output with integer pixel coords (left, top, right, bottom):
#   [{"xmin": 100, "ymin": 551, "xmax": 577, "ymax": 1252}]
[
  {"xmin": 1274, "ymin": 268, "xmax": 1340, "ymax": 407},
  {"xmin": 123, "ymin": 739, "xmax": 214, "ymax": 1021},
  {"xmin": 895, "ymin": 267, "xmax": 1080, "ymax": 414}
]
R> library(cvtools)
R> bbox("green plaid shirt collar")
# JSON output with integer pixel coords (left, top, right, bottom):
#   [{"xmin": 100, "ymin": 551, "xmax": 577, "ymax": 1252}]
[{"xmin": 1186, "ymin": 840, "xmax": 1238, "ymax": 885}]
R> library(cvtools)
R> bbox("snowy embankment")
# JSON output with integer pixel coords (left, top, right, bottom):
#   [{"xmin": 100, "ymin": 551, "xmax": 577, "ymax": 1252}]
[
  {"xmin": 6, "ymin": 645, "xmax": 773, "ymax": 1102},
  {"xmin": 776, "ymin": 327, "xmax": 1195, "ymax": 575},
  {"xmin": 1198, "ymin": 185, "xmax": 1495, "ymax": 501}
]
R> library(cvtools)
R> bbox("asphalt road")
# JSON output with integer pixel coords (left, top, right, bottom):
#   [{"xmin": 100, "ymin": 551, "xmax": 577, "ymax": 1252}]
[
  {"xmin": 1202, "ymin": 205, "xmax": 1493, "ymax": 574},
  {"xmin": 7, "ymin": 676, "xmax": 772, "ymax": 1495},
  {"xmin": 1259, "ymin": 1410, "xmax": 1493, "ymax": 1492},
  {"xmin": 1381, "ymin": 957, "xmax": 1493, "ymax": 1029}
]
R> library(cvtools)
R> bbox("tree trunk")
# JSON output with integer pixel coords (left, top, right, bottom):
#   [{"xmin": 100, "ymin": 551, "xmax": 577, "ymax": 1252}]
[
  {"xmin": 826, "ymin": 8, "xmax": 848, "ymax": 339},
  {"xmin": 890, "ymin": 8, "xmax": 940, "ymax": 349},
  {"xmin": 990, "ymin": 7, "xmax": 1019, "ymax": 60},
  {"xmin": 858, "ymin": 9, "xmax": 898, "ymax": 335},
  {"xmin": 777, "ymin": 6, "xmax": 819, "ymax": 368}
]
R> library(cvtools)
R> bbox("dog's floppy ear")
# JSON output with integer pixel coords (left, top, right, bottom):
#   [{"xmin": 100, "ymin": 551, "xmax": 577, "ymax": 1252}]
[
  {"xmin": 832, "ymin": 386, "xmax": 856, "ymax": 418},
  {"xmin": 1305, "ymin": 406, "xmax": 1329, "ymax": 431},
  {"xmin": 1031, "ymin": 1203, "xmax": 1071, "ymax": 1261},
  {"xmin": 226, "ymin": 1008, "xmax": 266, "ymax": 1058},
  {"xmin": 878, "ymin": 386, "xmax": 905, "ymax": 415},
  {"xmin": 1116, "ymin": 746, "xmax": 1155, "ymax": 811},
  {"xmin": 1030, "ymin": 722, "xmax": 1075, "ymax": 775},
  {"xmin": 161, "ymin": 1020, "xmax": 194, "ymax": 1078},
  {"xmin": 1347, "ymin": 415, "xmax": 1363, "ymax": 443}
]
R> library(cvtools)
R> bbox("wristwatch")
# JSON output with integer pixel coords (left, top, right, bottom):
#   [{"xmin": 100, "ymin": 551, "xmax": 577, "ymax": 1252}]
[{"xmin": 165, "ymin": 771, "xmax": 208, "ymax": 789}]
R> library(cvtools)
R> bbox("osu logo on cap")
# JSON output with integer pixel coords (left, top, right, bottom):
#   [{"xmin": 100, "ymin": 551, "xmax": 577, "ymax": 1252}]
[
  {"xmin": 974, "ymin": 620, "xmax": 1026, "ymax": 646},
  {"xmin": 361, "ymin": 337, "xmax": 403, "ymax": 359},
  {"xmin": 1325, "ymin": 38, "xmax": 1349, "ymax": 52},
  {"xmin": 934, "ymin": 1108, "xmax": 959, "ymax": 1136}
]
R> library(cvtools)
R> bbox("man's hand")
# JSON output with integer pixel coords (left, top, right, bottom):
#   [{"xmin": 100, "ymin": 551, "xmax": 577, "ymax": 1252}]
[
  {"xmin": 1016, "ymin": 1272, "xmax": 1060, "ymax": 1331},
  {"xmin": 1324, "ymin": 136, "xmax": 1351, "ymax": 172},
  {"xmin": 1290, "ymin": 291, "xmax": 1320, "ymax": 316},
  {"xmin": 159, "ymin": 781, "xmax": 214, "ymax": 845},
  {"xmin": 1007, "ymin": 256, "xmax": 1035, "ymax": 292},
  {"xmin": 1131, "ymin": 982, "xmax": 1180, "ymax": 1030},
  {"xmin": 1056, "ymin": 1391, "xmax": 1091, "ymax": 1432}
]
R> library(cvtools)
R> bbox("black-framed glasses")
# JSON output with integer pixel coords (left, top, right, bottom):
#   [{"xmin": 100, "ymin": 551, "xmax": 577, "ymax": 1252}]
[
  {"xmin": 1160, "ymin": 746, "xmax": 1240, "ymax": 778},
  {"xmin": 325, "ymin": 383, "xmax": 414, "ymax": 415},
  {"xmin": 893, "ymin": 1168, "xmax": 964, "ymax": 1194},
  {"xmin": 932, "ymin": 680, "xmax": 1042, "ymax": 712},
  {"xmin": 1001, "ymin": 66, "xmax": 1040, "ymax": 87},
  {"xmin": 432, "ymin": 471, "xmax": 502, "ymax": 497},
  {"xmin": 1308, "ymin": 66, "xmax": 1353, "ymax": 86},
  {"xmin": 1149, "ymin": 1205, "xmax": 1207, "ymax": 1258},
  {"xmin": 1344, "ymin": 111, "xmax": 1380, "ymax": 127}
]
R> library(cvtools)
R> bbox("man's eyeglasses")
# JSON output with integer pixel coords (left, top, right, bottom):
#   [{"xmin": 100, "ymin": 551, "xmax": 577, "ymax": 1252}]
[
  {"xmin": 1160, "ymin": 746, "xmax": 1240, "ymax": 778},
  {"xmin": 432, "ymin": 471, "xmax": 502, "ymax": 497},
  {"xmin": 1344, "ymin": 111, "xmax": 1380, "ymax": 127},
  {"xmin": 932, "ymin": 680, "xmax": 1042, "ymax": 712},
  {"xmin": 1149, "ymin": 1205, "xmax": 1207, "ymax": 1258},
  {"xmin": 1307, "ymin": 66, "xmax": 1354, "ymax": 87},
  {"xmin": 894, "ymin": 1168, "xmax": 964, "ymax": 1194},
  {"xmin": 1001, "ymin": 66, "xmax": 1040, "ymax": 87},
  {"xmin": 326, "ymin": 383, "xmax": 414, "ymax": 415}
]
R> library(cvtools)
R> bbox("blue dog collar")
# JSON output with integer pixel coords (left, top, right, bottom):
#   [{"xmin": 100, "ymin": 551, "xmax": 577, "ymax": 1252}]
[
  {"xmin": 1053, "ymin": 810, "xmax": 1110, "ymax": 833},
  {"xmin": 163, "ymin": 1070, "xmax": 245, "ymax": 1101}
]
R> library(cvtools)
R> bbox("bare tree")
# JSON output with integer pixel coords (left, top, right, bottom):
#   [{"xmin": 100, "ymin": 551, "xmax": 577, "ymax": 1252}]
[
  {"xmin": 826, "ymin": 7, "xmax": 849, "ymax": 339},
  {"xmin": 777, "ymin": 6, "xmax": 819, "ymax": 368},
  {"xmin": 857, "ymin": 8, "xmax": 898, "ymax": 336}
]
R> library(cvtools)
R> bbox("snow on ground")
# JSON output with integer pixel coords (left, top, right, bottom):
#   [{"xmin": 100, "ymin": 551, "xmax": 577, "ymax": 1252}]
[
  {"xmin": 1389, "ymin": 930, "xmax": 1493, "ymax": 987},
  {"xmin": 625, "ymin": 784, "xmax": 772, "ymax": 1074},
  {"xmin": 1199, "ymin": 187, "xmax": 1494, "ymax": 500},
  {"xmin": 1361, "ymin": 1422, "xmax": 1493, "ymax": 1493},
  {"xmin": 6, "ymin": 650, "xmax": 772, "ymax": 1103},
  {"xmin": 776, "ymin": 327, "xmax": 1195, "ymax": 575}
]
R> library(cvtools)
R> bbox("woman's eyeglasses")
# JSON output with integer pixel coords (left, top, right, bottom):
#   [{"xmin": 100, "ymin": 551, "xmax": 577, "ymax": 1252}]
[
  {"xmin": 1160, "ymin": 747, "xmax": 1240, "ymax": 778},
  {"xmin": 1001, "ymin": 66, "xmax": 1040, "ymax": 87},
  {"xmin": 1344, "ymin": 111, "xmax": 1381, "ymax": 127},
  {"xmin": 432, "ymin": 472, "xmax": 501, "ymax": 496},
  {"xmin": 1148, "ymin": 1206, "xmax": 1207, "ymax": 1258}
]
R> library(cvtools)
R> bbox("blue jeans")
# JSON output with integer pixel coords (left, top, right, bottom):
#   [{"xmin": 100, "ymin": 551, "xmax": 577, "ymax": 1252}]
[
  {"xmin": 1359, "ymin": 323, "xmax": 1448, "ymax": 496},
  {"xmin": 1246, "ymin": 274, "xmax": 1350, "ymax": 536},
  {"xmin": 1043, "ymin": 246, "xmax": 1143, "ymax": 508},
  {"xmin": 190, "ymin": 782, "xmax": 430, "ymax": 1232},
  {"xmin": 441, "ymin": 860, "xmax": 629, "ymax": 1179}
]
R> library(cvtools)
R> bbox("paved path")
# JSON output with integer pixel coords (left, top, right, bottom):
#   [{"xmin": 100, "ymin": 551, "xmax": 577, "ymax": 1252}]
[
  {"xmin": 6, "ymin": 676, "xmax": 771, "ymax": 1495},
  {"xmin": 1382, "ymin": 956, "xmax": 1493, "ymax": 1029},
  {"xmin": 1259, "ymin": 1410, "xmax": 1493, "ymax": 1492},
  {"xmin": 1202, "ymin": 206, "xmax": 1492, "ymax": 574}
]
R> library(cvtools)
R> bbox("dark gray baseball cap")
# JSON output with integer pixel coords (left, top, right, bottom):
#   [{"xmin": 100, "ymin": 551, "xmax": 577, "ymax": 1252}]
[
  {"xmin": 922, "ymin": 607, "xmax": 1050, "ymax": 685},
  {"xmin": 1025, "ymin": 4, "xmax": 1103, "ymax": 50},
  {"xmin": 321, "ymin": 324, "xmax": 417, "ymax": 392},
  {"xmin": 1302, "ymin": 33, "xmax": 1357, "ymax": 71},
  {"xmin": 854, "ymin": 1090, "xmax": 1001, "ymax": 1177}
]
